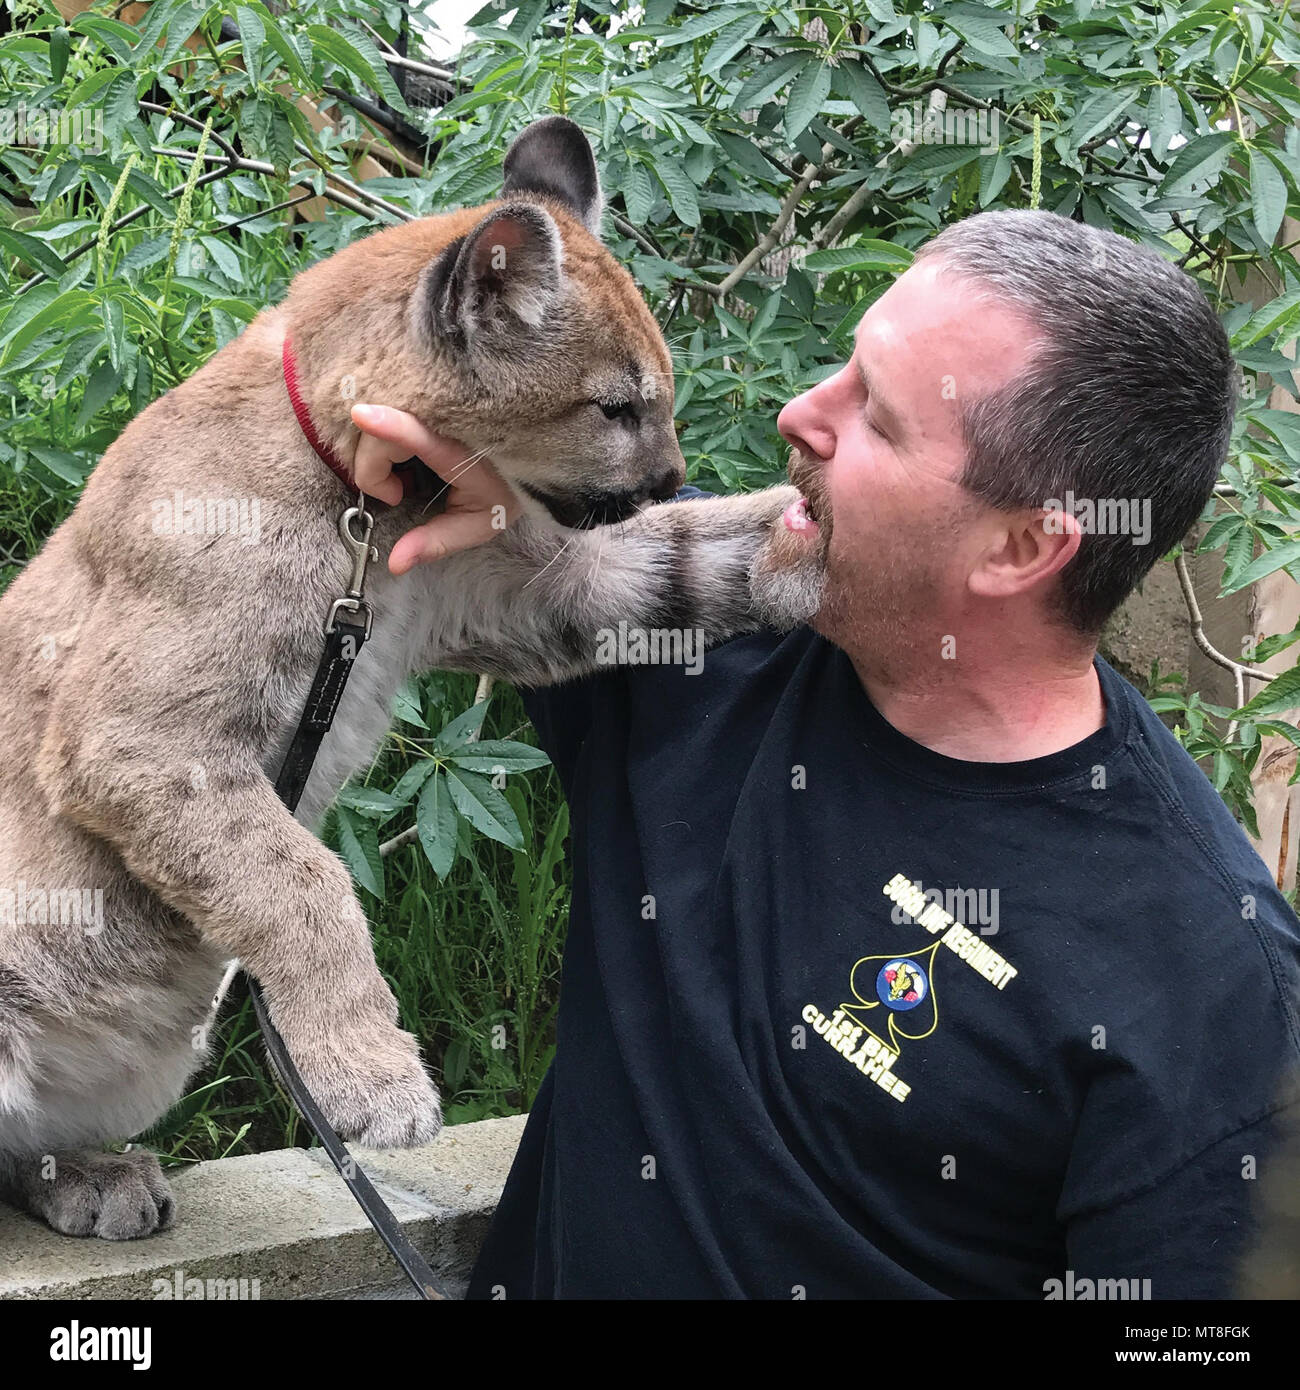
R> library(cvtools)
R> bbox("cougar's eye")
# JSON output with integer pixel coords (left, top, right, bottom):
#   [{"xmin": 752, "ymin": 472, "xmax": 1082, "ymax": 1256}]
[{"xmin": 597, "ymin": 399, "xmax": 634, "ymax": 421}]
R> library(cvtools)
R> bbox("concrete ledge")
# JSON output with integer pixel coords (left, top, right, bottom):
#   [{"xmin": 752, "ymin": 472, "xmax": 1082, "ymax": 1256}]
[{"xmin": 0, "ymin": 1114, "xmax": 526, "ymax": 1301}]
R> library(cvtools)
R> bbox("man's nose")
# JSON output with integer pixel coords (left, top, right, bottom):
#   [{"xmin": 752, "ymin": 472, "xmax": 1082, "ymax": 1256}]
[{"xmin": 777, "ymin": 382, "xmax": 836, "ymax": 462}]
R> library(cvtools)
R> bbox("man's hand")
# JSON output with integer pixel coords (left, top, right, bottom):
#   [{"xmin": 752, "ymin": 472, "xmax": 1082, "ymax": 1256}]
[{"xmin": 351, "ymin": 403, "xmax": 520, "ymax": 575}]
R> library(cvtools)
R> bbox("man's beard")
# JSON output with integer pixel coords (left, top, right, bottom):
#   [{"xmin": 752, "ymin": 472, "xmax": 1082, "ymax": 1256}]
[
  {"xmin": 749, "ymin": 448, "xmax": 831, "ymax": 630},
  {"xmin": 749, "ymin": 447, "xmax": 967, "ymax": 681}
]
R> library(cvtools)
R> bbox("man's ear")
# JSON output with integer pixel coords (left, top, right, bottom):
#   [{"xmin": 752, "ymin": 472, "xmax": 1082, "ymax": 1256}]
[
  {"xmin": 501, "ymin": 115, "xmax": 603, "ymax": 236},
  {"xmin": 427, "ymin": 202, "xmax": 563, "ymax": 346},
  {"xmin": 968, "ymin": 507, "xmax": 1083, "ymax": 600}
]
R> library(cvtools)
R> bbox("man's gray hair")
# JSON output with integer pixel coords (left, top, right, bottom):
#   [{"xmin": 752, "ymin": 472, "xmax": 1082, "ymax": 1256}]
[{"xmin": 913, "ymin": 209, "xmax": 1238, "ymax": 634}]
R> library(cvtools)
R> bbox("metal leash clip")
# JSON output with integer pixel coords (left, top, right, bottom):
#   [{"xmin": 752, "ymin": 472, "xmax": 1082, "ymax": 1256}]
[{"xmin": 325, "ymin": 498, "xmax": 378, "ymax": 639}]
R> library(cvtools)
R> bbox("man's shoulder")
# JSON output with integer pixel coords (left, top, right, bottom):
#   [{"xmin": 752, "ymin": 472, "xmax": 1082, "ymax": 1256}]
[
  {"xmin": 1103, "ymin": 659, "xmax": 1296, "ymax": 901},
  {"xmin": 1088, "ymin": 659, "xmax": 1300, "ymax": 1036}
]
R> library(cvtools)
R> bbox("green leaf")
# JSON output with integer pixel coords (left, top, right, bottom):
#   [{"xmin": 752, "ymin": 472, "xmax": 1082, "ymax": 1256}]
[
  {"xmin": 336, "ymin": 785, "xmax": 401, "ymax": 819},
  {"xmin": 622, "ymin": 159, "xmax": 655, "ymax": 224},
  {"xmin": 1071, "ymin": 87, "xmax": 1138, "ymax": 148},
  {"xmin": 730, "ymin": 52, "xmax": 805, "ymax": 112},
  {"xmin": 1246, "ymin": 66, "xmax": 1300, "ymax": 121},
  {"xmin": 304, "ymin": 22, "xmax": 380, "ymax": 93},
  {"xmin": 701, "ymin": 14, "xmax": 765, "ymax": 77},
  {"xmin": 838, "ymin": 60, "xmax": 892, "ymax": 134},
  {"xmin": 253, "ymin": 6, "xmax": 309, "ymax": 83},
  {"xmin": 392, "ymin": 677, "xmax": 429, "ymax": 727},
  {"xmin": 942, "ymin": 8, "xmax": 1019, "ymax": 58},
  {"xmin": 64, "ymin": 66, "xmax": 118, "ymax": 111},
  {"xmin": 1146, "ymin": 85, "xmax": 1183, "ymax": 162},
  {"xmin": 652, "ymin": 155, "xmax": 700, "ymax": 227},
  {"xmin": 49, "ymin": 25, "xmax": 69, "ymax": 84},
  {"xmin": 416, "ymin": 770, "xmax": 458, "ymax": 879},
  {"xmin": 1198, "ymin": 513, "xmax": 1246, "ymax": 553},
  {"xmin": 0, "ymin": 287, "xmax": 94, "ymax": 368},
  {"xmin": 1233, "ymin": 289, "xmax": 1300, "ymax": 349},
  {"xmin": 102, "ymin": 297, "xmax": 125, "ymax": 371},
  {"xmin": 389, "ymin": 759, "xmax": 436, "ymax": 807},
  {"xmin": 1221, "ymin": 537, "xmax": 1300, "ymax": 595},
  {"xmin": 714, "ymin": 132, "xmax": 779, "ymax": 181},
  {"xmin": 1223, "ymin": 523, "xmax": 1255, "ymax": 588},
  {"xmin": 506, "ymin": 0, "xmax": 547, "ymax": 40},
  {"xmin": 801, "ymin": 241, "xmax": 914, "ymax": 273},
  {"xmin": 657, "ymin": 6, "xmax": 752, "ymax": 47},
  {"xmin": 1255, "ymin": 717, "xmax": 1300, "ymax": 745},
  {"xmin": 1249, "ymin": 145, "xmax": 1288, "ymax": 248},
  {"xmin": 69, "ymin": 13, "xmax": 136, "ymax": 64},
  {"xmin": 979, "ymin": 148, "xmax": 1012, "ymax": 206},
  {"xmin": 1253, "ymin": 409, "xmax": 1300, "ymax": 461},
  {"xmin": 27, "ymin": 445, "xmax": 90, "ymax": 487},
  {"xmin": 444, "ymin": 766, "xmax": 525, "ymax": 851},
  {"xmin": 0, "ymin": 228, "xmax": 68, "ymax": 281},
  {"xmin": 55, "ymin": 332, "xmax": 103, "ymax": 391},
  {"xmin": 785, "ymin": 59, "xmax": 831, "ymax": 141},
  {"xmin": 337, "ymin": 807, "xmax": 384, "ymax": 897},
  {"xmin": 236, "ymin": 5, "xmax": 265, "ymax": 85},
  {"xmin": 1234, "ymin": 665, "xmax": 1300, "ymax": 720},
  {"xmin": 73, "ymin": 361, "xmax": 120, "ymax": 432},
  {"xmin": 433, "ymin": 700, "xmax": 491, "ymax": 750},
  {"xmin": 751, "ymin": 290, "xmax": 782, "ymax": 338},
  {"xmin": 102, "ymin": 70, "xmax": 140, "ymax": 144},
  {"xmin": 446, "ymin": 739, "xmax": 551, "ymax": 774},
  {"xmin": 120, "ymin": 234, "xmax": 173, "ymax": 275},
  {"xmin": 345, "ymin": 28, "xmax": 412, "ymax": 115},
  {"xmin": 1158, "ymin": 130, "xmax": 1238, "ymax": 195},
  {"xmin": 443, "ymin": 1036, "xmax": 470, "ymax": 1091}
]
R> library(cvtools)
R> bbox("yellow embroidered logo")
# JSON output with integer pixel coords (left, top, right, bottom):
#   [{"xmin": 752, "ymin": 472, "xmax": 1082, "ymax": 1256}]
[{"xmin": 800, "ymin": 873, "xmax": 1020, "ymax": 1105}]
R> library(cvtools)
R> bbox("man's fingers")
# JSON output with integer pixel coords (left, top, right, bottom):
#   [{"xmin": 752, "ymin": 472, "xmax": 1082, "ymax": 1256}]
[
  {"xmin": 352, "ymin": 431, "xmax": 405, "ymax": 505},
  {"xmin": 351, "ymin": 404, "xmax": 470, "ymax": 505},
  {"xmin": 350, "ymin": 403, "xmax": 520, "ymax": 570},
  {"xmin": 389, "ymin": 511, "xmax": 504, "ymax": 574}
]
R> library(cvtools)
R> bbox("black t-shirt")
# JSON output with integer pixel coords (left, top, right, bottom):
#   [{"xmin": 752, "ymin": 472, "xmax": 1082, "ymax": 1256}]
[{"xmin": 465, "ymin": 626, "xmax": 1300, "ymax": 1300}]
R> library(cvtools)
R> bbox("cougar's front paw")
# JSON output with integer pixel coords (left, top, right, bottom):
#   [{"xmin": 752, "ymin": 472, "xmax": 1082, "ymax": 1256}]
[
  {"xmin": 293, "ymin": 1021, "xmax": 443, "ymax": 1149},
  {"xmin": 14, "ymin": 1148, "xmax": 175, "ymax": 1240},
  {"xmin": 764, "ymin": 484, "xmax": 801, "ymax": 522}
]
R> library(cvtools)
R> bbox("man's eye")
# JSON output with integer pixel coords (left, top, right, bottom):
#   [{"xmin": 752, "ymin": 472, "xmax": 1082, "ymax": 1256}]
[{"xmin": 597, "ymin": 400, "xmax": 634, "ymax": 421}]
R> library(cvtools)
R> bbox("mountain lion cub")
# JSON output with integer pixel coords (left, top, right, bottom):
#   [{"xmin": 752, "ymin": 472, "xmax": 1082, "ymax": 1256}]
[{"xmin": 0, "ymin": 118, "xmax": 793, "ymax": 1239}]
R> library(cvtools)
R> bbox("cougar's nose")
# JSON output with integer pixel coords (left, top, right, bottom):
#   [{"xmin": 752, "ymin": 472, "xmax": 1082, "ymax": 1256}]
[{"xmin": 644, "ymin": 462, "xmax": 685, "ymax": 503}]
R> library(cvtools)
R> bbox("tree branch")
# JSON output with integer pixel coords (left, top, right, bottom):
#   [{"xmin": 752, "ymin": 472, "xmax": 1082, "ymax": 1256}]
[
  {"xmin": 1174, "ymin": 551, "xmax": 1273, "ymax": 687},
  {"xmin": 610, "ymin": 212, "xmax": 665, "ymax": 258}
]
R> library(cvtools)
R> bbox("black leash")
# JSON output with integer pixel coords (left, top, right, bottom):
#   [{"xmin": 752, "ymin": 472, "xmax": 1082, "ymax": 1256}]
[{"xmin": 247, "ymin": 499, "xmax": 448, "ymax": 1301}]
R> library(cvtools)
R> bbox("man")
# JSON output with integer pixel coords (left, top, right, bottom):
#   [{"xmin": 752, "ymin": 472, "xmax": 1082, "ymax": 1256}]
[{"xmin": 353, "ymin": 209, "xmax": 1300, "ymax": 1299}]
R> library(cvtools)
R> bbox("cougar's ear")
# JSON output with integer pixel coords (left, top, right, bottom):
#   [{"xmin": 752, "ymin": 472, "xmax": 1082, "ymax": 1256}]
[
  {"xmin": 427, "ymin": 202, "xmax": 563, "ymax": 346},
  {"xmin": 501, "ymin": 116, "xmax": 603, "ymax": 236}
]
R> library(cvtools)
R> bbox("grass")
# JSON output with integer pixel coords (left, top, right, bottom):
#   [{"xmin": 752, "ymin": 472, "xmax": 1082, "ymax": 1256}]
[{"xmin": 0, "ymin": 467, "xmax": 76, "ymax": 592}]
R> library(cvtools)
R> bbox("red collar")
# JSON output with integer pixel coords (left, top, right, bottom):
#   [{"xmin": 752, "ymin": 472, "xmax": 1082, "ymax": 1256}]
[{"xmin": 282, "ymin": 335, "xmax": 355, "ymax": 492}]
